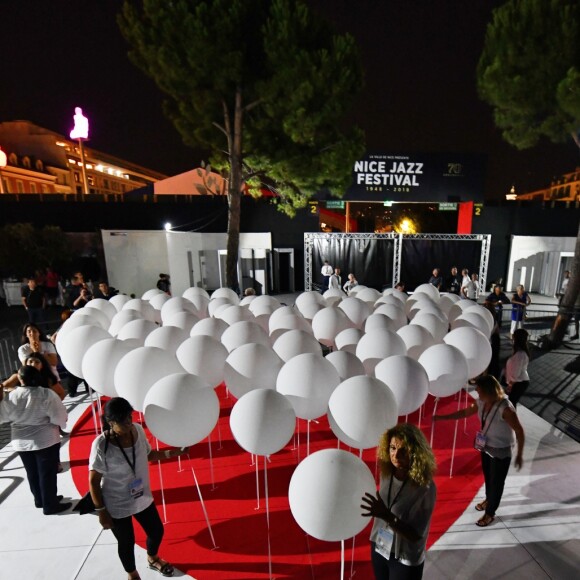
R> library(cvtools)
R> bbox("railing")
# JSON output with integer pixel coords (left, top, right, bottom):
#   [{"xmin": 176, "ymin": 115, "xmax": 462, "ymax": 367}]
[
  {"xmin": 497, "ymin": 305, "xmax": 575, "ymax": 343},
  {"xmin": 0, "ymin": 328, "xmax": 19, "ymax": 380}
]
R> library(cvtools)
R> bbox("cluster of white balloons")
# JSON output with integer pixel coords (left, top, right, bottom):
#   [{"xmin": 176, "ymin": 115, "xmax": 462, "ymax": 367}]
[{"xmin": 56, "ymin": 281, "xmax": 492, "ymax": 543}]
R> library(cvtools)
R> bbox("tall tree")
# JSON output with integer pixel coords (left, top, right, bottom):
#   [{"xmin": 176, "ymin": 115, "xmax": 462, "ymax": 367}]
[
  {"xmin": 118, "ymin": 0, "xmax": 365, "ymax": 292},
  {"xmin": 477, "ymin": 0, "xmax": 580, "ymax": 151},
  {"xmin": 477, "ymin": 0, "xmax": 580, "ymax": 348}
]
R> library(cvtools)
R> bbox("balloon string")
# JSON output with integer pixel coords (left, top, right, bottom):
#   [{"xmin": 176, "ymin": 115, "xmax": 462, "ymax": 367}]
[
  {"xmin": 217, "ymin": 414, "xmax": 223, "ymax": 450},
  {"xmin": 430, "ymin": 398, "xmax": 439, "ymax": 448},
  {"xmin": 155, "ymin": 439, "xmax": 168, "ymax": 523},
  {"xmin": 264, "ymin": 456, "xmax": 273, "ymax": 579},
  {"xmin": 87, "ymin": 383, "xmax": 99, "ymax": 436},
  {"xmin": 463, "ymin": 388, "xmax": 469, "ymax": 434},
  {"xmin": 255, "ymin": 456, "xmax": 260, "ymax": 510},
  {"xmin": 208, "ymin": 432, "xmax": 216, "ymax": 490},
  {"xmin": 188, "ymin": 457, "xmax": 218, "ymax": 549},
  {"xmin": 296, "ymin": 419, "xmax": 301, "ymax": 463},
  {"xmin": 340, "ymin": 539, "xmax": 345, "ymax": 580},
  {"xmin": 307, "ymin": 420, "xmax": 311, "ymax": 457},
  {"xmin": 450, "ymin": 390, "xmax": 463, "ymax": 478},
  {"xmin": 418, "ymin": 401, "xmax": 423, "ymax": 429},
  {"xmin": 349, "ymin": 535, "xmax": 356, "ymax": 579}
]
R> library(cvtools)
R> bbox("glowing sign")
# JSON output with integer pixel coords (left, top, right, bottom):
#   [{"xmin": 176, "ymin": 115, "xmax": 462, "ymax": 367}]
[{"xmin": 70, "ymin": 107, "xmax": 89, "ymax": 140}]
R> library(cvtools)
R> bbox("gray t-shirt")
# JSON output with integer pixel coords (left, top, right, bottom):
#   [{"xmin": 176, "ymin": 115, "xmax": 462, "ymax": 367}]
[{"xmin": 89, "ymin": 423, "xmax": 153, "ymax": 519}]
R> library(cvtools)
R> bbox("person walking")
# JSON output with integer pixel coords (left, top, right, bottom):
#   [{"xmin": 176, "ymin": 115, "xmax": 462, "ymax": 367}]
[
  {"xmin": 361, "ymin": 423, "xmax": 436, "ymax": 580},
  {"xmin": 320, "ymin": 260, "xmax": 333, "ymax": 293},
  {"xmin": 433, "ymin": 375, "xmax": 524, "ymax": 527},
  {"xmin": 505, "ymin": 328, "xmax": 530, "ymax": 407},
  {"xmin": 328, "ymin": 267, "xmax": 342, "ymax": 290},
  {"xmin": 510, "ymin": 285, "xmax": 531, "ymax": 337}
]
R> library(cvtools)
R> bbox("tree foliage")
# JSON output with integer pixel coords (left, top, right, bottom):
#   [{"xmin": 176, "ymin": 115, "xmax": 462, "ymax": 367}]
[
  {"xmin": 118, "ymin": 0, "xmax": 365, "ymax": 289},
  {"xmin": 477, "ymin": 0, "xmax": 580, "ymax": 150},
  {"xmin": 0, "ymin": 223, "xmax": 72, "ymax": 278}
]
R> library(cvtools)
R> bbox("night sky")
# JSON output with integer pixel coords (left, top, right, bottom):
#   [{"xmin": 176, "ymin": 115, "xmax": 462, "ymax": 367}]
[{"xmin": 1, "ymin": 0, "xmax": 578, "ymax": 199}]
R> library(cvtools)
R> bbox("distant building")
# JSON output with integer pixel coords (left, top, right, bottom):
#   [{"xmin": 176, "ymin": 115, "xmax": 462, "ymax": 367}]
[
  {"xmin": 516, "ymin": 167, "xmax": 580, "ymax": 202},
  {"xmin": 0, "ymin": 120, "xmax": 166, "ymax": 195}
]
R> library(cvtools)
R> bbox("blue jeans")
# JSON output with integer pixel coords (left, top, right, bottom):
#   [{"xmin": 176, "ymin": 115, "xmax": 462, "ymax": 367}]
[{"xmin": 19, "ymin": 442, "xmax": 61, "ymax": 513}]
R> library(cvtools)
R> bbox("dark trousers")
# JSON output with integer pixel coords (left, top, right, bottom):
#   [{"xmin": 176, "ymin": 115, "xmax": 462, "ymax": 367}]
[
  {"xmin": 111, "ymin": 502, "xmax": 164, "ymax": 573},
  {"xmin": 481, "ymin": 452, "xmax": 511, "ymax": 517},
  {"xmin": 27, "ymin": 307, "xmax": 45, "ymax": 328},
  {"xmin": 19, "ymin": 442, "xmax": 60, "ymax": 513},
  {"xmin": 370, "ymin": 542, "xmax": 424, "ymax": 580},
  {"xmin": 508, "ymin": 380, "xmax": 529, "ymax": 407}
]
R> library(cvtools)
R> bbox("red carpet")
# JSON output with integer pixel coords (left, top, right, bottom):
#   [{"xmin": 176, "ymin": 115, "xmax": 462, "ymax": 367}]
[{"xmin": 70, "ymin": 387, "xmax": 483, "ymax": 579}]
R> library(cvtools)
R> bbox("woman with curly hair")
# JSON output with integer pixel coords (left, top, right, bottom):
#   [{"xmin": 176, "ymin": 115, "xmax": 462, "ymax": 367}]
[{"xmin": 361, "ymin": 423, "xmax": 436, "ymax": 579}]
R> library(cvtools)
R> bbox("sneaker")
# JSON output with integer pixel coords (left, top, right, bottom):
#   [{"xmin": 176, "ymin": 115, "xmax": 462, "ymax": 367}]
[{"xmin": 44, "ymin": 501, "xmax": 72, "ymax": 515}]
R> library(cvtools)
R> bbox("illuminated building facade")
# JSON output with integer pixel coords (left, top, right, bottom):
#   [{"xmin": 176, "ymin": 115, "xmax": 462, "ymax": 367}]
[
  {"xmin": 0, "ymin": 120, "xmax": 166, "ymax": 195},
  {"xmin": 516, "ymin": 167, "xmax": 580, "ymax": 202}
]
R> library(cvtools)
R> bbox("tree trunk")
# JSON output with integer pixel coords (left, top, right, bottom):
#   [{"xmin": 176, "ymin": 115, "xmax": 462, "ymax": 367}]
[
  {"xmin": 541, "ymin": 220, "xmax": 580, "ymax": 348},
  {"xmin": 226, "ymin": 88, "xmax": 243, "ymax": 294}
]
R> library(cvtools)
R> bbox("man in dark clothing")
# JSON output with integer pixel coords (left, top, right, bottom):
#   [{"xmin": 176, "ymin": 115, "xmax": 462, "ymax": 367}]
[
  {"xmin": 484, "ymin": 285, "xmax": 511, "ymax": 327},
  {"xmin": 21, "ymin": 278, "xmax": 46, "ymax": 326},
  {"xmin": 446, "ymin": 266, "xmax": 462, "ymax": 295},
  {"xmin": 428, "ymin": 268, "xmax": 443, "ymax": 290},
  {"xmin": 93, "ymin": 281, "xmax": 118, "ymax": 300},
  {"xmin": 157, "ymin": 273, "xmax": 171, "ymax": 295}
]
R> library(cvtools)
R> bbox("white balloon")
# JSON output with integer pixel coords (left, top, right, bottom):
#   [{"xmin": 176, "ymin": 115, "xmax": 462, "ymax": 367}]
[
  {"xmin": 70, "ymin": 307, "xmax": 110, "ymax": 330},
  {"xmin": 163, "ymin": 311, "xmax": 200, "ymax": 332},
  {"xmin": 273, "ymin": 329, "xmax": 322, "ymax": 362},
  {"xmin": 295, "ymin": 291, "xmax": 326, "ymax": 312},
  {"xmin": 55, "ymin": 316, "xmax": 101, "ymax": 352},
  {"xmin": 452, "ymin": 311, "xmax": 492, "ymax": 337},
  {"xmin": 396, "ymin": 325, "xmax": 436, "ymax": 360},
  {"xmin": 208, "ymin": 297, "xmax": 236, "ymax": 318},
  {"xmin": 355, "ymin": 328, "xmax": 407, "ymax": 375},
  {"xmin": 211, "ymin": 287, "xmax": 240, "ymax": 303},
  {"xmin": 408, "ymin": 302, "xmax": 447, "ymax": 322},
  {"xmin": 335, "ymin": 327, "xmax": 364, "ymax": 354},
  {"xmin": 142, "ymin": 288, "xmax": 164, "ymax": 300},
  {"xmin": 176, "ymin": 335, "xmax": 229, "ymax": 387},
  {"xmin": 383, "ymin": 288, "xmax": 408, "ymax": 303},
  {"xmin": 149, "ymin": 292, "xmax": 171, "ymax": 311},
  {"xmin": 230, "ymin": 389, "xmax": 295, "ymax": 455},
  {"xmin": 405, "ymin": 293, "xmax": 436, "ymax": 317},
  {"xmin": 269, "ymin": 314, "xmax": 313, "ymax": 342},
  {"xmin": 248, "ymin": 295, "xmax": 281, "ymax": 314},
  {"xmin": 375, "ymin": 294, "xmax": 406, "ymax": 309},
  {"xmin": 413, "ymin": 283, "xmax": 440, "ymax": 301},
  {"xmin": 116, "ymin": 318, "xmax": 158, "ymax": 346},
  {"xmin": 375, "ymin": 355, "xmax": 429, "ymax": 415},
  {"xmin": 439, "ymin": 293, "xmax": 461, "ymax": 316},
  {"xmin": 325, "ymin": 350, "xmax": 366, "ymax": 381},
  {"xmin": 297, "ymin": 301, "xmax": 324, "ymax": 321},
  {"xmin": 312, "ymin": 307, "xmax": 353, "ymax": 347},
  {"xmin": 221, "ymin": 320, "xmax": 270, "ymax": 353},
  {"xmin": 108, "ymin": 309, "xmax": 144, "ymax": 337},
  {"xmin": 85, "ymin": 298, "xmax": 117, "ymax": 322},
  {"xmin": 191, "ymin": 317, "xmax": 229, "ymax": 340},
  {"xmin": 364, "ymin": 313, "xmax": 398, "ymax": 333},
  {"xmin": 109, "ymin": 293, "xmax": 132, "ymax": 311},
  {"xmin": 239, "ymin": 295, "xmax": 257, "ymax": 307},
  {"xmin": 58, "ymin": 325, "xmax": 111, "ymax": 378},
  {"xmin": 269, "ymin": 305, "xmax": 299, "ymax": 330},
  {"xmin": 354, "ymin": 287, "xmax": 381, "ymax": 305},
  {"xmin": 339, "ymin": 297, "xmax": 372, "ymax": 329},
  {"xmin": 185, "ymin": 295, "xmax": 210, "ymax": 319},
  {"xmin": 349, "ymin": 285, "xmax": 367, "ymax": 294},
  {"xmin": 465, "ymin": 304, "xmax": 495, "ymax": 335},
  {"xmin": 448, "ymin": 299, "xmax": 477, "ymax": 323},
  {"xmin": 289, "ymin": 449, "xmax": 376, "ymax": 541},
  {"xmin": 122, "ymin": 298, "xmax": 157, "ymax": 322},
  {"xmin": 161, "ymin": 296, "xmax": 198, "ymax": 322},
  {"xmin": 182, "ymin": 286, "xmax": 210, "ymax": 301},
  {"xmin": 373, "ymin": 303, "xmax": 407, "ymax": 329},
  {"xmin": 328, "ymin": 375, "xmax": 398, "ymax": 449},
  {"xmin": 323, "ymin": 288, "xmax": 346, "ymax": 306},
  {"xmin": 82, "ymin": 338, "xmax": 135, "ymax": 397},
  {"xmin": 276, "ymin": 353, "xmax": 340, "ymax": 419},
  {"xmin": 216, "ymin": 305, "xmax": 254, "ymax": 325},
  {"xmin": 410, "ymin": 313, "xmax": 449, "ymax": 342},
  {"xmin": 224, "ymin": 343, "xmax": 283, "ymax": 399},
  {"xmin": 114, "ymin": 346, "xmax": 184, "ymax": 412},
  {"xmin": 144, "ymin": 325, "xmax": 189, "ymax": 353},
  {"xmin": 144, "ymin": 373, "xmax": 218, "ymax": 447},
  {"xmin": 418, "ymin": 343, "xmax": 469, "ymax": 397},
  {"xmin": 444, "ymin": 326, "xmax": 492, "ymax": 378}
]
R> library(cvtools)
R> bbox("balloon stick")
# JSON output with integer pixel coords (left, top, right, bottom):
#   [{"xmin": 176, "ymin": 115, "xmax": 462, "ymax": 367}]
[
  {"xmin": 207, "ymin": 431, "xmax": 216, "ymax": 490},
  {"xmin": 187, "ymin": 456, "xmax": 218, "ymax": 549},
  {"xmin": 307, "ymin": 420, "xmax": 311, "ymax": 457},
  {"xmin": 340, "ymin": 539, "xmax": 345, "ymax": 580},
  {"xmin": 430, "ymin": 398, "xmax": 440, "ymax": 448},
  {"xmin": 264, "ymin": 456, "xmax": 273, "ymax": 579},
  {"xmin": 463, "ymin": 387, "xmax": 469, "ymax": 434},
  {"xmin": 349, "ymin": 536, "xmax": 357, "ymax": 579},
  {"xmin": 87, "ymin": 383, "xmax": 99, "ymax": 436},
  {"xmin": 296, "ymin": 419, "xmax": 301, "ymax": 463},
  {"xmin": 449, "ymin": 390, "xmax": 463, "ymax": 478},
  {"xmin": 154, "ymin": 439, "xmax": 168, "ymax": 523},
  {"xmin": 216, "ymin": 418, "xmax": 223, "ymax": 450},
  {"xmin": 255, "ymin": 457, "xmax": 260, "ymax": 510},
  {"xmin": 418, "ymin": 401, "xmax": 423, "ymax": 429}
]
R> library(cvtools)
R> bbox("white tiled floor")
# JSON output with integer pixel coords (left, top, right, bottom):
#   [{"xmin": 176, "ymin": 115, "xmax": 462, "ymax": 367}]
[{"xmin": 1, "ymin": 394, "xmax": 579, "ymax": 579}]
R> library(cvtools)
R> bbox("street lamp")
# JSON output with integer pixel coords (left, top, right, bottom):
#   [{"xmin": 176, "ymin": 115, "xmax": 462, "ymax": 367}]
[
  {"xmin": 70, "ymin": 107, "xmax": 90, "ymax": 194},
  {"xmin": 0, "ymin": 146, "xmax": 7, "ymax": 194}
]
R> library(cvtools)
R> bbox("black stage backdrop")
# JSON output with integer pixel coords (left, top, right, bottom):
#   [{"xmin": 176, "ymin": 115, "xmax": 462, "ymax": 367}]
[
  {"xmin": 400, "ymin": 239, "xmax": 482, "ymax": 292},
  {"xmin": 313, "ymin": 237, "xmax": 394, "ymax": 290}
]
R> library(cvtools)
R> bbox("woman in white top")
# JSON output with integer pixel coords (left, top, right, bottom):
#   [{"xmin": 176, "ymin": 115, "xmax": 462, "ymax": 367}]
[
  {"xmin": 361, "ymin": 423, "xmax": 436, "ymax": 579},
  {"xmin": 18, "ymin": 323, "xmax": 59, "ymax": 379},
  {"xmin": 505, "ymin": 328, "xmax": 530, "ymax": 407},
  {"xmin": 434, "ymin": 375, "xmax": 524, "ymax": 527},
  {"xmin": 343, "ymin": 273, "xmax": 359, "ymax": 295},
  {"xmin": 89, "ymin": 397, "xmax": 189, "ymax": 579},
  {"xmin": 0, "ymin": 365, "xmax": 69, "ymax": 514}
]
